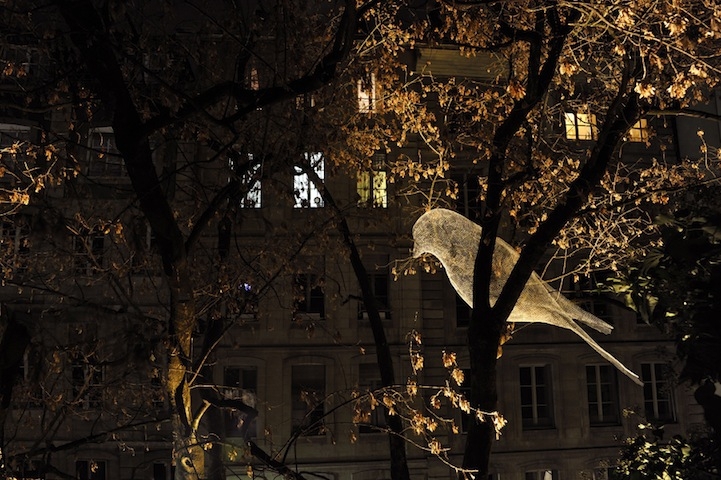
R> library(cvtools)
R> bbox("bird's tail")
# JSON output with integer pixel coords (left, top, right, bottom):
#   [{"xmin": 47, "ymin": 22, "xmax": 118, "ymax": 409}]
[
  {"xmin": 544, "ymin": 284, "xmax": 613, "ymax": 334},
  {"xmin": 568, "ymin": 322, "xmax": 643, "ymax": 386}
]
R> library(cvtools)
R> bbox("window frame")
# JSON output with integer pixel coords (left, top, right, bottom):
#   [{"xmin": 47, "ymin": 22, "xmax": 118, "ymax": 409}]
[
  {"xmin": 76, "ymin": 460, "xmax": 107, "ymax": 480},
  {"xmin": 357, "ymin": 153, "xmax": 388, "ymax": 208},
  {"xmin": 586, "ymin": 364, "xmax": 620, "ymax": 426},
  {"xmin": 626, "ymin": 118, "xmax": 650, "ymax": 143},
  {"xmin": 294, "ymin": 272, "xmax": 325, "ymax": 320},
  {"xmin": 221, "ymin": 365, "xmax": 259, "ymax": 438},
  {"xmin": 290, "ymin": 363, "xmax": 326, "ymax": 436},
  {"xmin": 72, "ymin": 227, "xmax": 105, "ymax": 276},
  {"xmin": 357, "ymin": 363, "xmax": 385, "ymax": 434},
  {"xmin": 357, "ymin": 73, "xmax": 378, "ymax": 114},
  {"xmin": 641, "ymin": 362, "xmax": 676, "ymax": 423},
  {"xmin": 293, "ymin": 152, "xmax": 324, "ymax": 208},
  {"xmin": 519, "ymin": 364, "xmax": 555, "ymax": 429},
  {"xmin": 86, "ymin": 127, "xmax": 124, "ymax": 177},
  {"xmin": 564, "ymin": 111, "xmax": 598, "ymax": 141}
]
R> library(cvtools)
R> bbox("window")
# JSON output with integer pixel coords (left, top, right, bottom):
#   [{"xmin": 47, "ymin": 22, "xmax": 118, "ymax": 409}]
[
  {"xmin": 72, "ymin": 228, "xmax": 105, "ymax": 275},
  {"xmin": 233, "ymin": 282, "xmax": 259, "ymax": 322},
  {"xmin": 291, "ymin": 364, "xmax": 325, "ymax": 435},
  {"xmin": 229, "ymin": 153, "xmax": 261, "ymax": 208},
  {"xmin": 71, "ymin": 355, "xmax": 104, "ymax": 409},
  {"xmin": 525, "ymin": 470, "xmax": 559, "ymax": 480},
  {"xmin": 641, "ymin": 363, "xmax": 676, "ymax": 422},
  {"xmin": 564, "ymin": 111, "xmax": 598, "ymax": 140},
  {"xmin": 152, "ymin": 462, "xmax": 175, "ymax": 480},
  {"xmin": 459, "ymin": 368, "xmax": 472, "ymax": 432},
  {"xmin": 520, "ymin": 365, "xmax": 554, "ymax": 429},
  {"xmin": 357, "ymin": 363, "xmax": 385, "ymax": 433},
  {"xmin": 293, "ymin": 152, "xmax": 324, "ymax": 208},
  {"xmin": 222, "ymin": 366, "xmax": 258, "ymax": 438},
  {"xmin": 451, "ymin": 173, "xmax": 481, "ymax": 218},
  {"xmin": 150, "ymin": 370, "xmax": 164, "ymax": 409},
  {"xmin": 626, "ymin": 118, "xmax": 649, "ymax": 142},
  {"xmin": 455, "ymin": 293, "xmax": 471, "ymax": 328},
  {"xmin": 294, "ymin": 273, "xmax": 324, "ymax": 319},
  {"xmin": 248, "ymin": 66, "xmax": 260, "ymax": 91},
  {"xmin": 358, "ymin": 256, "xmax": 390, "ymax": 320},
  {"xmin": 586, "ymin": 364, "xmax": 620, "ymax": 425},
  {"xmin": 0, "ymin": 123, "xmax": 31, "ymax": 161},
  {"xmin": 76, "ymin": 460, "xmax": 106, "ymax": 480},
  {"xmin": 357, "ymin": 153, "xmax": 387, "ymax": 208},
  {"xmin": 87, "ymin": 127, "xmax": 123, "ymax": 177},
  {"xmin": 1, "ymin": 217, "xmax": 30, "ymax": 274},
  {"xmin": 569, "ymin": 272, "xmax": 612, "ymax": 322},
  {"xmin": 131, "ymin": 220, "xmax": 158, "ymax": 272},
  {"xmin": 357, "ymin": 73, "xmax": 377, "ymax": 113}
]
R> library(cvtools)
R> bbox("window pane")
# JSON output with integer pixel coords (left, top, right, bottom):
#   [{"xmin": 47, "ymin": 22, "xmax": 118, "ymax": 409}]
[
  {"xmin": 294, "ymin": 152, "xmax": 324, "ymax": 208},
  {"xmin": 291, "ymin": 364, "xmax": 326, "ymax": 435}
]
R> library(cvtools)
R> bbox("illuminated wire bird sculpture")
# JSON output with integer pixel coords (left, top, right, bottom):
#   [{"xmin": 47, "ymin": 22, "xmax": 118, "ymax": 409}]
[{"xmin": 412, "ymin": 208, "xmax": 643, "ymax": 386}]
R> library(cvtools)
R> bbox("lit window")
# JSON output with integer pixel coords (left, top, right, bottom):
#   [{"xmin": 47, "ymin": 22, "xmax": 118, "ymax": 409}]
[
  {"xmin": 626, "ymin": 118, "xmax": 649, "ymax": 142},
  {"xmin": 87, "ymin": 127, "xmax": 123, "ymax": 177},
  {"xmin": 72, "ymin": 227, "xmax": 105, "ymax": 275},
  {"xmin": 76, "ymin": 460, "xmax": 107, "ymax": 480},
  {"xmin": 293, "ymin": 152, "xmax": 324, "ymax": 208},
  {"xmin": 71, "ymin": 354, "xmax": 104, "ymax": 409},
  {"xmin": 222, "ymin": 366, "xmax": 258, "ymax": 438},
  {"xmin": 641, "ymin": 363, "xmax": 676, "ymax": 422},
  {"xmin": 525, "ymin": 470, "xmax": 559, "ymax": 480},
  {"xmin": 291, "ymin": 364, "xmax": 326, "ymax": 436},
  {"xmin": 357, "ymin": 73, "xmax": 377, "ymax": 113},
  {"xmin": 357, "ymin": 363, "xmax": 385, "ymax": 433},
  {"xmin": 294, "ymin": 273, "xmax": 324, "ymax": 319},
  {"xmin": 520, "ymin": 365, "xmax": 554, "ymax": 429},
  {"xmin": 564, "ymin": 111, "xmax": 598, "ymax": 140},
  {"xmin": 357, "ymin": 153, "xmax": 387, "ymax": 208},
  {"xmin": 586, "ymin": 364, "xmax": 620, "ymax": 425},
  {"xmin": 248, "ymin": 67, "xmax": 259, "ymax": 91}
]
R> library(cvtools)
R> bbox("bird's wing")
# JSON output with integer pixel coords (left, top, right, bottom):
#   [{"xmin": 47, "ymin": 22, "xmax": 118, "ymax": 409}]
[{"xmin": 541, "ymin": 282, "xmax": 613, "ymax": 334}]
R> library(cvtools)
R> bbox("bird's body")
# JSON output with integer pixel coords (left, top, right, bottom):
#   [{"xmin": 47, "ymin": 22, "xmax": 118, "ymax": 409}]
[{"xmin": 412, "ymin": 208, "xmax": 642, "ymax": 386}]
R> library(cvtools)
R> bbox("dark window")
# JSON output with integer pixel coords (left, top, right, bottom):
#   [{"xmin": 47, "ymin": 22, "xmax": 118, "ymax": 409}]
[
  {"xmin": 71, "ymin": 355, "xmax": 104, "ymax": 409},
  {"xmin": 525, "ymin": 470, "xmax": 559, "ymax": 480},
  {"xmin": 459, "ymin": 368, "xmax": 471, "ymax": 432},
  {"xmin": 294, "ymin": 274, "xmax": 324, "ymax": 319},
  {"xmin": 87, "ymin": 128, "xmax": 123, "ymax": 177},
  {"xmin": 455, "ymin": 293, "xmax": 471, "ymax": 328},
  {"xmin": 73, "ymin": 228, "xmax": 105, "ymax": 275},
  {"xmin": 358, "ymin": 261, "xmax": 391, "ymax": 320},
  {"xmin": 291, "ymin": 364, "xmax": 325, "ymax": 436},
  {"xmin": 358, "ymin": 363, "xmax": 385, "ymax": 433},
  {"xmin": 76, "ymin": 460, "xmax": 106, "ymax": 480},
  {"xmin": 222, "ymin": 366, "xmax": 258, "ymax": 438},
  {"xmin": 641, "ymin": 363, "xmax": 676, "ymax": 423},
  {"xmin": 1, "ymin": 217, "xmax": 30, "ymax": 275},
  {"xmin": 520, "ymin": 365, "xmax": 554, "ymax": 429},
  {"xmin": 586, "ymin": 364, "xmax": 620, "ymax": 425},
  {"xmin": 451, "ymin": 173, "xmax": 481, "ymax": 218}
]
